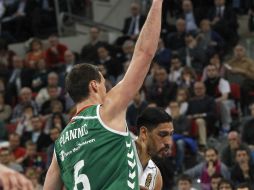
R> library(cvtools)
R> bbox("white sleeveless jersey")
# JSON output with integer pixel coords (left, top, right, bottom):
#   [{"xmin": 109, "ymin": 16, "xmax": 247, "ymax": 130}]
[{"xmin": 140, "ymin": 159, "xmax": 159, "ymax": 190}]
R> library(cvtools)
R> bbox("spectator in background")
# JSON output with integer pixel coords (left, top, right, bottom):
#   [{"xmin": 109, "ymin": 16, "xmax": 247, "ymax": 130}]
[
  {"xmin": 46, "ymin": 127, "xmax": 61, "ymax": 169},
  {"xmin": 15, "ymin": 104, "xmax": 34, "ymax": 135},
  {"xmin": 62, "ymin": 50, "xmax": 78, "ymax": 74},
  {"xmin": 116, "ymin": 40, "xmax": 134, "ymax": 65},
  {"xmin": 166, "ymin": 18, "xmax": 186, "ymax": 51},
  {"xmin": 177, "ymin": 174, "xmax": 197, "ymax": 190},
  {"xmin": 202, "ymin": 53, "xmax": 225, "ymax": 81},
  {"xmin": 146, "ymin": 66, "xmax": 177, "ymax": 108},
  {"xmin": 0, "ymin": 148, "xmax": 23, "ymax": 173},
  {"xmin": 25, "ymin": 38, "xmax": 45, "ymax": 69},
  {"xmin": 21, "ymin": 115, "xmax": 51, "ymax": 152},
  {"xmin": 96, "ymin": 46, "xmax": 123, "ymax": 81},
  {"xmin": 168, "ymin": 55, "xmax": 184, "ymax": 84},
  {"xmin": 126, "ymin": 89, "xmax": 147, "ymax": 131},
  {"xmin": 185, "ymin": 147, "xmax": 230, "ymax": 190},
  {"xmin": 179, "ymin": 0, "xmax": 200, "ymax": 33},
  {"xmin": 242, "ymin": 102, "xmax": 254, "ymax": 160},
  {"xmin": 217, "ymin": 179, "xmax": 234, "ymax": 190},
  {"xmin": 31, "ymin": 59, "xmax": 48, "ymax": 92},
  {"xmin": 221, "ymin": 131, "xmax": 252, "ymax": 169},
  {"xmin": 204, "ymin": 64, "xmax": 233, "ymax": 133},
  {"xmin": 169, "ymin": 101, "xmax": 196, "ymax": 173},
  {"xmin": 122, "ymin": 2, "xmax": 146, "ymax": 40},
  {"xmin": 0, "ymin": 92, "xmax": 11, "ymax": 123},
  {"xmin": 178, "ymin": 66, "xmax": 197, "ymax": 94},
  {"xmin": 7, "ymin": 56, "xmax": 33, "ymax": 103},
  {"xmin": 176, "ymin": 87, "xmax": 189, "ymax": 115},
  {"xmin": 207, "ymin": 0, "xmax": 239, "ymax": 48},
  {"xmin": 226, "ymin": 44, "xmax": 254, "ymax": 113},
  {"xmin": 80, "ymin": 27, "xmax": 107, "ymax": 62},
  {"xmin": 197, "ymin": 19, "xmax": 225, "ymax": 55},
  {"xmin": 97, "ymin": 64, "xmax": 114, "ymax": 90},
  {"xmin": 8, "ymin": 133, "xmax": 26, "ymax": 161},
  {"xmin": 154, "ymin": 38, "xmax": 171, "ymax": 69},
  {"xmin": 35, "ymin": 72, "xmax": 62, "ymax": 107},
  {"xmin": 11, "ymin": 87, "xmax": 39, "ymax": 123},
  {"xmin": 25, "ymin": 167, "xmax": 43, "ymax": 190},
  {"xmin": 210, "ymin": 174, "xmax": 223, "ymax": 190},
  {"xmin": 177, "ymin": 32, "xmax": 207, "ymax": 75},
  {"xmin": 235, "ymin": 183, "xmax": 252, "ymax": 190},
  {"xmin": 231, "ymin": 148, "xmax": 254, "ymax": 188},
  {"xmin": 45, "ymin": 35, "xmax": 67, "ymax": 71},
  {"xmin": 186, "ymin": 82, "xmax": 217, "ymax": 147}
]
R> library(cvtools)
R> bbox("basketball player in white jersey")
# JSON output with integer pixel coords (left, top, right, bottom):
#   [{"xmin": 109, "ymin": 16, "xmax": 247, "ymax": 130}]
[{"xmin": 134, "ymin": 107, "xmax": 174, "ymax": 190}]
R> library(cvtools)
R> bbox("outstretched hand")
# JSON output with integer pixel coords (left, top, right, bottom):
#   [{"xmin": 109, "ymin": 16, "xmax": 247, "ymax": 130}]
[{"xmin": 0, "ymin": 164, "xmax": 34, "ymax": 190}]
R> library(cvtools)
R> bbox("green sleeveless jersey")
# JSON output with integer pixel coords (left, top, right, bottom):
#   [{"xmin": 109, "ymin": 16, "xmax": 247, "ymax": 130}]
[{"xmin": 54, "ymin": 105, "xmax": 139, "ymax": 190}]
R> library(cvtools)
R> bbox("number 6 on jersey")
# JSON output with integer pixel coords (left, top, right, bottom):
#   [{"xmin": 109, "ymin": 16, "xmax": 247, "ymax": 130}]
[{"xmin": 73, "ymin": 160, "xmax": 91, "ymax": 190}]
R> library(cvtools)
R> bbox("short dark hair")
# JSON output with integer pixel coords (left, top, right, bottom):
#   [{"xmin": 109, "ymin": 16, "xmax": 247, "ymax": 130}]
[
  {"xmin": 218, "ymin": 179, "xmax": 234, "ymax": 189},
  {"xmin": 236, "ymin": 183, "xmax": 251, "ymax": 189},
  {"xmin": 136, "ymin": 107, "xmax": 172, "ymax": 135},
  {"xmin": 65, "ymin": 63, "xmax": 101, "ymax": 103},
  {"xmin": 205, "ymin": 147, "xmax": 218, "ymax": 155},
  {"xmin": 177, "ymin": 174, "xmax": 192, "ymax": 184}
]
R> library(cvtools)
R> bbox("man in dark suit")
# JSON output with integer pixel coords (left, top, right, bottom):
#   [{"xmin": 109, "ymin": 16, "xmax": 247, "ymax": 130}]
[
  {"xmin": 207, "ymin": 0, "xmax": 239, "ymax": 49},
  {"xmin": 21, "ymin": 115, "xmax": 51, "ymax": 152},
  {"xmin": 122, "ymin": 2, "xmax": 146, "ymax": 40}
]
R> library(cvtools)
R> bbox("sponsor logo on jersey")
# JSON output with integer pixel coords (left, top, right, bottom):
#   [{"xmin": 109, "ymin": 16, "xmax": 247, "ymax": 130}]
[{"xmin": 145, "ymin": 173, "xmax": 152, "ymax": 188}]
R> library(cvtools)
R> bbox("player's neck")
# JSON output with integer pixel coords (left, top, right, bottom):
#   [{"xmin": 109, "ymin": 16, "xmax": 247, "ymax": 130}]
[
  {"xmin": 135, "ymin": 139, "xmax": 150, "ymax": 169},
  {"xmin": 76, "ymin": 96, "xmax": 102, "ymax": 113}
]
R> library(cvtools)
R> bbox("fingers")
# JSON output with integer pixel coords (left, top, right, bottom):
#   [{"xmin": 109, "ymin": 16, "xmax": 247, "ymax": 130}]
[
  {"xmin": 1, "ymin": 174, "xmax": 11, "ymax": 190},
  {"xmin": 16, "ymin": 174, "xmax": 34, "ymax": 190}
]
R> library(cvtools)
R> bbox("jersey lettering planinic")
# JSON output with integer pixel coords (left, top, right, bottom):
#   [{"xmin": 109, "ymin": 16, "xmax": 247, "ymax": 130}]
[{"xmin": 54, "ymin": 105, "xmax": 139, "ymax": 190}]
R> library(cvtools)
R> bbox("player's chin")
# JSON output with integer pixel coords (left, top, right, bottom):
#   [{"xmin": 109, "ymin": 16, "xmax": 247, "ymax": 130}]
[{"xmin": 158, "ymin": 149, "xmax": 170, "ymax": 158}]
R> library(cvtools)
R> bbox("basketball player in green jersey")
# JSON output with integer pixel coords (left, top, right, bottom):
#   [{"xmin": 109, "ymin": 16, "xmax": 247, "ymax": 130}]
[
  {"xmin": 43, "ymin": 0, "xmax": 163, "ymax": 189},
  {"xmin": 135, "ymin": 107, "xmax": 174, "ymax": 190}
]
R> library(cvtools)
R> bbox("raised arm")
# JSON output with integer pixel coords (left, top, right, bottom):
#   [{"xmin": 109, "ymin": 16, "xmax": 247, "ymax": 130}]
[{"xmin": 102, "ymin": 0, "xmax": 163, "ymax": 124}]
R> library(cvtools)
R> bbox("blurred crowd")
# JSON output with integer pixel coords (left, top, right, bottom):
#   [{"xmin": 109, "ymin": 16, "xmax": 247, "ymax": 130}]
[{"xmin": 0, "ymin": 0, "xmax": 254, "ymax": 190}]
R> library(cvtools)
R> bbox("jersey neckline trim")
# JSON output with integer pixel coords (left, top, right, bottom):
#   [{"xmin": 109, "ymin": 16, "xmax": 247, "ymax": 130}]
[
  {"xmin": 96, "ymin": 105, "xmax": 128, "ymax": 136},
  {"xmin": 75, "ymin": 104, "xmax": 93, "ymax": 116}
]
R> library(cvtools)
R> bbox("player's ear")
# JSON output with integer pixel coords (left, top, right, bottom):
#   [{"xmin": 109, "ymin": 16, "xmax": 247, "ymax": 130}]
[
  {"xmin": 89, "ymin": 80, "xmax": 98, "ymax": 93},
  {"xmin": 140, "ymin": 126, "xmax": 148, "ymax": 141}
]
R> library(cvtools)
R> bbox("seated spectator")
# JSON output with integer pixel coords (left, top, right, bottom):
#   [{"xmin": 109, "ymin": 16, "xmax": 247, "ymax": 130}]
[
  {"xmin": 0, "ymin": 148, "xmax": 23, "ymax": 173},
  {"xmin": 80, "ymin": 27, "xmax": 107, "ymax": 62},
  {"xmin": 40, "ymin": 85, "xmax": 65, "ymax": 115},
  {"xmin": 235, "ymin": 183, "xmax": 252, "ymax": 190},
  {"xmin": 242, "ymin": 102, "xmax": 254, "ymax": 160},
  {"xmin": 95, "ymin": 46, "xmax": 123, "ymax": 81},
  {"xmin": 126, "ymin": 90, "xmax": 147, "ymax": 131},
  {"xmin": 7, "ymin": 56, "xmax": 34, "ymax": 104},
  {"xmin": 146, "ymin": 66, "xmax": 177, "ymax": 108},
  {"xmin": 15, "ymin": 104, "xmax": 34, "ymax": 135},
  {"xmin": 226, "ymin": 44, "xmax": 254, "ymax": 113},
  {"xmin": 25, "ymin": 38, "xmax": 45, "ymax": 69},
  {"xmin": 116, "ymin": 40, "xmax": 134, "ymax": 65},
  {"xmin": 204, "ymin": 64, "xmax": 233, "ymax": 133},
  {"xmin": 122, "ymin": 2, "xmax": 146, "ymax": 41},
  {"xmin": 217, "ymin": 179, "xmax": 234, "ymax": 190},
  {"xmin": 207, "ymin": 0, "xmax": 239, "ymax": 48},
  {"xmin": 176, "ymin": 87, "xmax": 189, "ymax": 115},
  {"xmin": 31, "ymin": 59, "xmax": 48, "ymax": 92},
  {"xmin": 178, "ymin": 0, "xmax": 200, "ymax": 33},
  {"xmin": 154, "ymin": 38, "xmax": 171, "ymax": 69},
  {"xmin": 43, "ymin": 100, "xmax": 68, "ymax": 134},
  {"xmin": 19, "ymin": 141, "xmax": 45, "ymax": 171},
  {"xmin": 221, "ymin": 131, "xmax": 252, "ymax": 169},
  {"xmin": 8, "ymin": 133, "xmax": 26, "ymax": 161},
  {"xmin": 210, "ymin": 174, "xmax": 223, "ymax": 190},
  {"xmin": 45, "ymin": 35, "xmax": 68, "ymax": 71},
  {"xmin": 97, "ymin": 64, "xmax": 114, "ymax": 89},
  {"xmin": 168, "ymin": 55, "xmax": 184, "ymax": 84},
  {"xmin": 166, "ymin": 18, "xmax": 186, "ymax": 51},
  {"xmin": 0, "ymin": 92, "xmax": 11, "ymax": 123},
  {"xmin": 35, "ymin": 72, "xmax": 62, "ymax": 107},
  {"xmin": 248, "ymin": 6, "xmax": 254, "ymax": 33},
  {"xmin": 202, "ymin": 53, "xmax": 225, "ymax": 81},
  {"xmin": 197, "ymin": 19, "xmax": 225, "ymax": 55},
  {"xmin": 25, "ymin": 167, "xmax": 43, "ymax": 190},
  {"xmin": 178, "ymin": 67, "xmax": 197, "ymax": 94},
  {"xmin": 186, "ymin": 82, "xmax": 217, "ymax": 147},
  {"xmin": 21, "ymin": 115, "xmax": 51, "ymax": 152},
  {"xmin": 185, "ymin": 147, "xmax": 230, "ymax": 190},
  {"xmin": 11, "ymin": 87, "xmax": 39, "ymax": 123},
  {"xmin": 231, "ymin": 148, "xmax": 254, "ymax": 187},
  {"xmin": 169, "ymin": 101, "xmax": 196, "ymax": 172},
  {"xmin": 46, "ymin": 127, "xmax": 61, "ymax": 169},
  {"xmin": 62, "ymin": 50, "xmax": 78, "ymax": 74},
  {"xmin": 177, "ymin": 174, "xmax": 197, "ymax": 190},
  {"xmin": 177, "ymin": 32, "xmax": 207, "ymax": 75}
]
